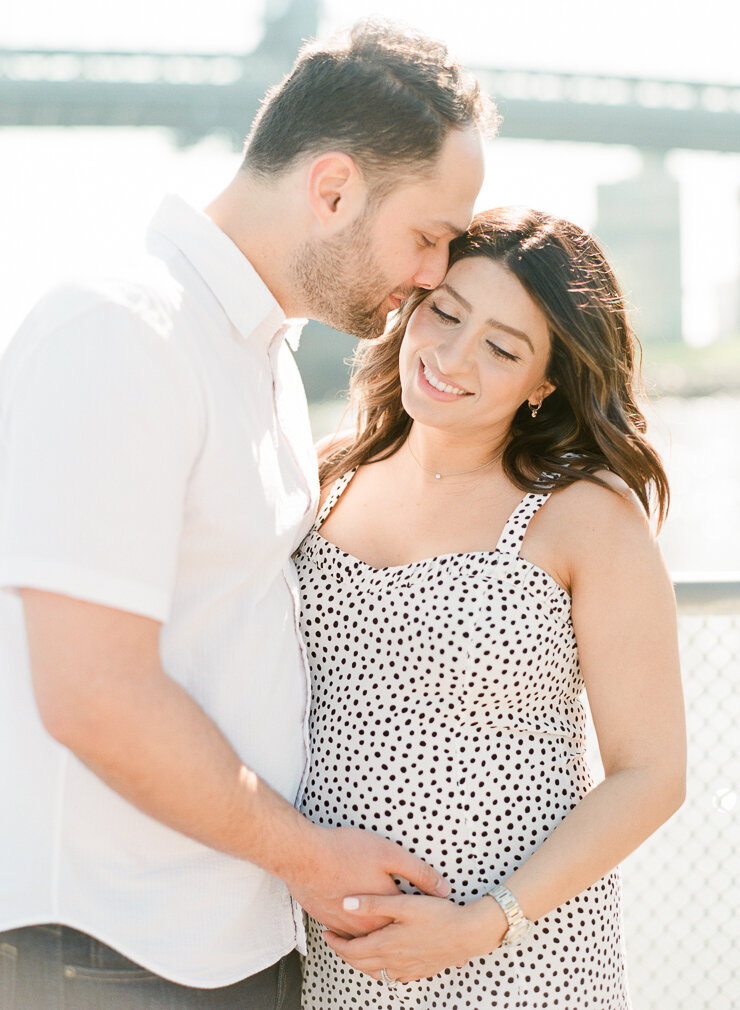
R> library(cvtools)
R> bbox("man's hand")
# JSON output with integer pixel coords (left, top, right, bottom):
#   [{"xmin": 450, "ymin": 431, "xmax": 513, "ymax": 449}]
[{"xmin": 285, "ymin": 825, "xmax": 450, "ymax": 938}]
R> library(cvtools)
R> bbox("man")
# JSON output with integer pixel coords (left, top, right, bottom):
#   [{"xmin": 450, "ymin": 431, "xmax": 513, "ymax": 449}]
[{"xmin": 0, "ymin": 19, "xmax": 494, "ymax": 1009}]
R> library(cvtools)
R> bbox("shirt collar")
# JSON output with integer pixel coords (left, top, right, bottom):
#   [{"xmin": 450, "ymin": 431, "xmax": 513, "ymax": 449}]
[{"xmin": 146, "ymin": 194, "xmax": 305, "ymax": 351}]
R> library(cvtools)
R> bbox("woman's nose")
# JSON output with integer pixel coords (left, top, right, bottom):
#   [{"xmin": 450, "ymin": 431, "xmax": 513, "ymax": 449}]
[{"xmin": 435, "ymin": 332, "xmax": 471, "ymax": 374}]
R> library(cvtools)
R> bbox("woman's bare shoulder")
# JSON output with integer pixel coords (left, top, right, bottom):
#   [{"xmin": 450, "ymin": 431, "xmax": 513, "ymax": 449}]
[
  {"xmin": 528, "ymin": 469, "xmax": 664, "ymax": 599},
  {"xmin": 315, "ymin": 428, "xmax": 356, "ymax": 464},
  {"xmin": 562, "ymin": 469, "xmax": 644, "ymax": 513},
  {"xmin": 545, "ymin": 468, "xmax": 655, "ymax": 558}
]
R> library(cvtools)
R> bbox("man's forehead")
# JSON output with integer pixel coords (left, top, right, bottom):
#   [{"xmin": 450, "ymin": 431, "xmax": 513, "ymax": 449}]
[
  {"xmin": 428, "ymin": 218, "xmax": 469, "ymax": 237},
  {"xmin": 389, "ymin": 173, "xmax": 476, "ymax": 235}
]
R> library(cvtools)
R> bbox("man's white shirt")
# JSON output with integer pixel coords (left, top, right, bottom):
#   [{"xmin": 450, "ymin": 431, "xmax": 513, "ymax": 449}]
[{"xmin": 0, "ymin": 194, "xmax": 319, "ymax": 986}]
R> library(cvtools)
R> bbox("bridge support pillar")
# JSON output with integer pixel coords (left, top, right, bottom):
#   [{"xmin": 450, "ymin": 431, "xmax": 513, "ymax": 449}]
[{"xmin": 595, "ymin": 151, "xmax": 683, "ymax": 343}]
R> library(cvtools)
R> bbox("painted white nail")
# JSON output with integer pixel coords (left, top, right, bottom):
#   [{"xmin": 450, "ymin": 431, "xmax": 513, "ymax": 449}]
[{"xmin": 343, "ymin": 897, "xmax": 360, "ymax": 911}]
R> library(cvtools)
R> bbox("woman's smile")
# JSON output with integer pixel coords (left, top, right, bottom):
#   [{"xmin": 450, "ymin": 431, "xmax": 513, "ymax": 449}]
[
  {"xmin": 401, "ymin": 257, "xmax": 554, "ymax": 434},
  {"xmin": 418, "ymin": 359, "xmax": 472, "ymax": 399}
]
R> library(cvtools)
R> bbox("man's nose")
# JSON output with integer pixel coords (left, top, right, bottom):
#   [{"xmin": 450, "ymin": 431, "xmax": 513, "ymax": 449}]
[{"xmin": 412, "ymin": 244, "xmax": 450, "ymax": 291}]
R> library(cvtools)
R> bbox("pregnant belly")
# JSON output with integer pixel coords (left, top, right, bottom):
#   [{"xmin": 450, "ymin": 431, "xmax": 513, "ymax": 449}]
[{"xmin": 299, "ymin": 729, "xmax": 591, "ymax": 901}]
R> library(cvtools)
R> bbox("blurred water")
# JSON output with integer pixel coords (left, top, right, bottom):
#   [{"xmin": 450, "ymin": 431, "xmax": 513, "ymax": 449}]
[{"xmin": 649, "ymin": 395, "xmax": 740, "ymax": 574}]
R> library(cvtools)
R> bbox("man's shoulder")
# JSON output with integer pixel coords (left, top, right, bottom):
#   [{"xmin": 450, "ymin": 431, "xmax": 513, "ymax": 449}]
[
  {"xmin": 0, "ymin": 257, "xmax": 206, "ymax": 421},
  {"xmin": 2, "ymin": 257, "xmax": 192, "ymax": 383},
  {"xmin": 30, "ymin": 255, "xmax": 184, "ymax": 341}
]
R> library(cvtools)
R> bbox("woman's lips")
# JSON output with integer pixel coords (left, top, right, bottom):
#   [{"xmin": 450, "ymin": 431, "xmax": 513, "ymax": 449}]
[{"xmin": 417, "ymin": 359, "xmax": 471, "ymax": 401}]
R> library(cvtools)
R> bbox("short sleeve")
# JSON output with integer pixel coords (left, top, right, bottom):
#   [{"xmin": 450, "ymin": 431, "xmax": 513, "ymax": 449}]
[{"xmin": 0, "ymin": 296, "xmax": 204, "ymax": 621}]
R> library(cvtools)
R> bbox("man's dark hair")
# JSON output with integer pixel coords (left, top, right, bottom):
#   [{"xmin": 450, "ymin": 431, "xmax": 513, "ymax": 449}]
[{"xmin": 242, "ymin": 18, "xmax": 499, "ymax": 192}]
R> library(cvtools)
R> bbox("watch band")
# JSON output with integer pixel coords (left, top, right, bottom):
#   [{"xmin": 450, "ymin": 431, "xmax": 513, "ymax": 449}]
[{"xmin": 487, "ymin": 884, "xmax": 534, "ymax": 945}]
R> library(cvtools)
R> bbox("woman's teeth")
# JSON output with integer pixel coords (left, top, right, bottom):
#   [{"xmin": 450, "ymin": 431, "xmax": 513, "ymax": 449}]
[{"xmin": 423, "ymin": 363, "xmax": 468, "ymax": 395}]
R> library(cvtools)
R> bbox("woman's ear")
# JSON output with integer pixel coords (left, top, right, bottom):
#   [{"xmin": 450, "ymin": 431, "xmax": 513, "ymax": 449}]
[
  {"xmin": 532, "ymin": 379, "xmax": 556, "ymax": 404},
  {"xmin": 305, "ymin": 153, "xmax": 365, "ymax": 232}
]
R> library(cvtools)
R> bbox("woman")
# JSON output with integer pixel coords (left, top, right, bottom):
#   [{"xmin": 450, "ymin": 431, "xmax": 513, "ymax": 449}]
[{"xmin": 294, "ymin": 208, "xmax": 685, "ymax": 1009}]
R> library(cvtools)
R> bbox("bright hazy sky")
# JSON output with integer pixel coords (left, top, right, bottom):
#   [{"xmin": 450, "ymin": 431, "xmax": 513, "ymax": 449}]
[
  {"xmin": 3, "ymin": 0, "xmax": 740, "ymax": 348},
  {"xmin": 5, "ymin": 0, "xmax": 740, "ymax": 85}
]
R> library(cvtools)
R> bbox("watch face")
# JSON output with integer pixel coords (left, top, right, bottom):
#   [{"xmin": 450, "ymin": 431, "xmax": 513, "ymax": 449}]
[{"xmin": 504, "ymin": 920, "xmax": 534, "ymax": 945}]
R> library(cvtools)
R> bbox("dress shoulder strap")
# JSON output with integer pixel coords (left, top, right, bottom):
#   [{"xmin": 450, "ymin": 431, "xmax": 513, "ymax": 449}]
[
  {"xmin": 495, "ymin": 457, "xmax": 580, "ymax": 555},
  {"xmin": 314, "ymin": 468, "xmax": 358, "ymax": 531},
  {"xmin": 494, "ymin": 491, "xmax": 552, "ymax": 557}
]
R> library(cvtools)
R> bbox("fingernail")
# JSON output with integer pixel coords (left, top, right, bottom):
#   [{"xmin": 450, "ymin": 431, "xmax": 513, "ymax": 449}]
[
  {"xmin": 343, "ymin": 897, "xmax": 360, "ymax": 911},
  {"xmin": 435, "ymin": 878, "xmax": 451, "ymax": 897}
]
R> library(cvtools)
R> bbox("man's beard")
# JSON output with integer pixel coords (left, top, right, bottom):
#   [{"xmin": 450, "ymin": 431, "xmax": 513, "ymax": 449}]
[{"xmin": 290, "ymin": 210, "xmax": 394, "ymax": 340}]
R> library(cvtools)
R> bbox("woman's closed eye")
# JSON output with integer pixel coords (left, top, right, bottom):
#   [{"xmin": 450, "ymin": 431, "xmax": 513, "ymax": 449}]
[
  {"xmin": 429, "ymin": 302, "xmax": 459, "ymax": 325},
  {"xmin": 487, "ymin": 340, "xmax": 519, "ymax": 362}
]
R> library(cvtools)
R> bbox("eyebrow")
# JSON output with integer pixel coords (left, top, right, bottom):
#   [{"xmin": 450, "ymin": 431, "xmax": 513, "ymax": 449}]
[{"xmin": 438, "ymin": 282, "xmax": 535, "ymax": 352}]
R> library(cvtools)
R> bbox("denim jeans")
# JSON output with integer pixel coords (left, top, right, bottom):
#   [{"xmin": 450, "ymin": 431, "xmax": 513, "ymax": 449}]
[{"xmin": 0, "ymin": 924, "xmax": 302, "ymax": 1009}]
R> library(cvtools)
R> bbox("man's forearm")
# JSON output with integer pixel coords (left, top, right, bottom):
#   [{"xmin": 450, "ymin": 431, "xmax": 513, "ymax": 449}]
[
  {"xmin": 23, "ymin": 589, "xmax": 448, "ymax": 938},
  {"xmin": 23, "ymin": 589, "xmax": 318, "ymax": 881},
  {"xmin": 78, "ymin": 666, "xmax": 318, "ymax": 878}
]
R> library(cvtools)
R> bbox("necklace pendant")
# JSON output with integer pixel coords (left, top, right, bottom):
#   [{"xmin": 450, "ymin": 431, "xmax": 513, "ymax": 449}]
[{"xmin": 435, "ymin": 473, "xmax": 442, "ymax": 480}]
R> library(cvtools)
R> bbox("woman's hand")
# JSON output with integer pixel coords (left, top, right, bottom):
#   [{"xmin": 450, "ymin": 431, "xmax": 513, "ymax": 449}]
[{"xmin": 322, "ymin": 893, "xmax": 507, "ymax": 984}]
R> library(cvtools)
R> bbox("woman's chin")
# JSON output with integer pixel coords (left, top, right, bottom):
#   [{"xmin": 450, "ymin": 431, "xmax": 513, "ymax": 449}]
[{"xmin": 400, "ymin": 389, "xmax": 431, "ymax": 427}]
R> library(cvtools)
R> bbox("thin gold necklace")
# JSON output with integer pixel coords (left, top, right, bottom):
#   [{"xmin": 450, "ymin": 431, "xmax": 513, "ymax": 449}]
[{"xmin": 406, "ymin": 435, "xmax": 506, "ymax": 480}]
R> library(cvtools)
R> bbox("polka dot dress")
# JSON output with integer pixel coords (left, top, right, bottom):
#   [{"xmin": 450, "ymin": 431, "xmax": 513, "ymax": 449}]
[{"xmin": 295, "ymin": 469, "xmax": 631, "ymax": 1009}]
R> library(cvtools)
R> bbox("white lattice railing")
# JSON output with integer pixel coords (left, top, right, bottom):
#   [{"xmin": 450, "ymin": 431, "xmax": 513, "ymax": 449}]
[{"xmin": 621, "ymin": 576, "xmax": 739, "ymax": 1009}]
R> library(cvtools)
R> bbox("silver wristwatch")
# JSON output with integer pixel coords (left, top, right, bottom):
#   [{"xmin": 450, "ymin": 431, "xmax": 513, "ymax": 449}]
[{"xmin": 487, "ymin": 884, "xmax": 535, "ymax": 945}]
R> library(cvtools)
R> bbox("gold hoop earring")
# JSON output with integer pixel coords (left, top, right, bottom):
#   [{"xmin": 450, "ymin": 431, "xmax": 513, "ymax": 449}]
[{"xmin": 529, "ymin": 402, "xmax": 540, "ymax": 419}]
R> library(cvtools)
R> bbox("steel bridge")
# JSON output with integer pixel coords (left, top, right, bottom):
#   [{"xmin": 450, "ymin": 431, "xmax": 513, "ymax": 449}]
[
  {"xmin": 1, "ymin": 46, "xmax": 739, "ymax": 153},
  {"xmin": 3, "ymin": 2, "xmax": 738, "ymax": 345}
]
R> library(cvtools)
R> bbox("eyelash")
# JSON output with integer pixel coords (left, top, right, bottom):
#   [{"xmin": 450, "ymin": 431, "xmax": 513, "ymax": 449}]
[
  {"xmin": 487, "ymin": 341, "xmax": 519, "ymax": 362},
  {"xmin": 418, "ymin": 235, "xmax": 437, "ymax": 249},
  {"xmin": 429, "ymin": 304, "xmax": 519, "ymax": 362},
  {"xmin": 430, "ymin": 303, "xmax": 458, "ymax": 325}
]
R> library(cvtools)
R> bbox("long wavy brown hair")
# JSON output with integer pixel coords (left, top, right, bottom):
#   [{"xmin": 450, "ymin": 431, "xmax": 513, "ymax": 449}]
[{"xmin": 320, "ymin": 207, "xmax": 669, "ymax": 526}]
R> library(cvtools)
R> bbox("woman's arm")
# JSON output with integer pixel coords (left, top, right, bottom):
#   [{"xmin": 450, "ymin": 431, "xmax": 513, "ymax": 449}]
[
  {"xmin": 327, "ymin": 478, "xmax": 686, "ymax": 982},
  {"xmin": 497, "ymin": 478, "xmax": 686, "ymax": 921}
]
